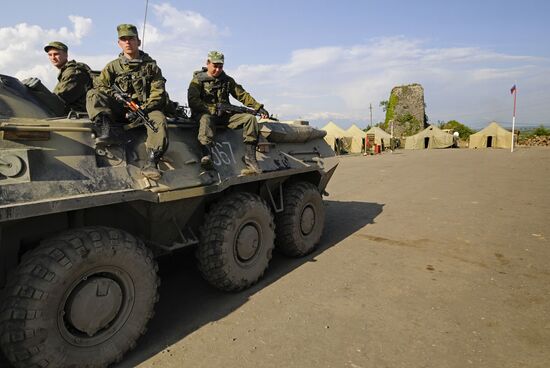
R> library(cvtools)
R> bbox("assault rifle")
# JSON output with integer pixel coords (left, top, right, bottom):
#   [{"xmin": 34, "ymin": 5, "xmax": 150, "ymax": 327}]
[
  {"xmin": 112, "ymin": 83, "xmax": 158, "ymax": 133},
  {"xmin": 215, "ymin": 103, "xmax": 278, "ymax": 120}
]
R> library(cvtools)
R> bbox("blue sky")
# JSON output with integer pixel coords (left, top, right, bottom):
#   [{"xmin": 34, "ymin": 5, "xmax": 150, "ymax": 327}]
[{"xmin": 1, "ymin": 0, "xmax": 549, "ymax": 129}]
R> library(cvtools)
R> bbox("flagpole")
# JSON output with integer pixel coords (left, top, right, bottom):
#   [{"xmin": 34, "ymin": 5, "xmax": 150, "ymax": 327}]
[{"xmin": 511, "ymin": 84, "xmax": 517, "ymax": 153}]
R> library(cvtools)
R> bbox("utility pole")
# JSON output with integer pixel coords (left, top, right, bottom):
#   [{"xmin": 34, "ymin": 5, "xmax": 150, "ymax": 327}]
[{"xmin": 369, "ymin": 103, "xmax": 373, "ymax": 127}]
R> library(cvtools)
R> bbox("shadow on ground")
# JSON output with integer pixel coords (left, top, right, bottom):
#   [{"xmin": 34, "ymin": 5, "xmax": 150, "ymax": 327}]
[
  {"xmin": 0, "ymin": 200, "xmax": 383, "ymax": 368},
  {"xmin": 113, "ymin": 200, "xmax": 383, "ymax": 367}
]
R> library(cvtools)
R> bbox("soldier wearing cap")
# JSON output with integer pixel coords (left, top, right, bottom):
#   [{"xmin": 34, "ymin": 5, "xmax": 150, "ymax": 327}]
[
  {"xmin": 43, "ymin": 41, "xmax": 93, "ymax": 113},
  {"xmin": 187, "ymin": 50, "xmax": 269, "ymax": 174},
  {"xmin": 86, "ymin": 24, "xmax": 168, "ymax": 180}
]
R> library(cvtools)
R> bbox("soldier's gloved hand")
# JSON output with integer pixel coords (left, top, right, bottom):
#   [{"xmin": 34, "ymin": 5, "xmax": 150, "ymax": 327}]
[
  {"xmin": 257, "ymin": 107, "xmax": 269, "ymax": 118},
  {"xmin": 22, "ymin": 77, "xmax": 41, "ymax": 89}
]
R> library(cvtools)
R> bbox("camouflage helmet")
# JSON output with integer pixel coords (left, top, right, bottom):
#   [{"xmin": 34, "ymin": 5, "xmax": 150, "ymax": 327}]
[
  {"xmin": 207, "ymin": 51, "xmax": 224, "ymax": 64},
  {"xmin": 44, "ymin": 41, "xmax": 68, "ymax": 53},
  {"xmin": 117, "ymin": 24, "xmax": 139, "ymax": 38}
]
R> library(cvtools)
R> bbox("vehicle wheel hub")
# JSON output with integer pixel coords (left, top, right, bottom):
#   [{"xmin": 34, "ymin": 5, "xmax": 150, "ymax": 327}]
[
  {"xmin": 236, "ymin": 223, "xmax": 260, "ymax": 262},
  {"xmin": 66, "ymin": 276, "xmax": 123, "ymax": 336},
  {"xmin": 300, "ymin": 205, "xmax": 315, "ymax": 235}
]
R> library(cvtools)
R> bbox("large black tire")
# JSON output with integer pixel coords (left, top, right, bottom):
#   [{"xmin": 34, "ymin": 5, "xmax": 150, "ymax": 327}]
[
  {"xmin": 197, "ymin": 192, "xmax": 275, "ymax": 291},
  {"xmin": 275, "ymin": 182, "xmax": 325, "ymax": 257},
  {"xmin": 0, "ymin": 227, "xmax": 159, "ymax": 368}
]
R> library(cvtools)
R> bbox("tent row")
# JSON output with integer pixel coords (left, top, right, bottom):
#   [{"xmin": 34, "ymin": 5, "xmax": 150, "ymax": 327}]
[
  {"xmin": 321, "ymin": 122, "xmax": 392, "ymax": 154},
  {"xmin": 404, "ymin": 122, "xmax": 513, "ymax": 149},
  {"xmin": 321, "ymin": 121, "xmax": 513, "ymax": 153}
]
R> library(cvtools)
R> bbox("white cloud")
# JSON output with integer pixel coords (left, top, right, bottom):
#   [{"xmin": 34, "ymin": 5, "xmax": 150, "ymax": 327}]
[
  {"xmin": 0, "ymin": 16, "xmax": 93, "ymax": 87},
  {"xmin": 1, "ymin": 5, "xmax": 548, "ymax": 129},
  {"xmin": 126, "ymin": 3, "xmax": 228, "ymax": 102},
  {"xmin": 147, "ymin": 3, "xmax": 224, "ymax": 45},
  {"xmin": 69, "ymin": 15, "xmax": 93, "ymax": 41},
  {"xmin": 224, "ymin": 37, "xmax": 549, "ymax": 128},
  {"xmin": 471, "ymin": 67, "xmax": 526, "ymax": 81}
]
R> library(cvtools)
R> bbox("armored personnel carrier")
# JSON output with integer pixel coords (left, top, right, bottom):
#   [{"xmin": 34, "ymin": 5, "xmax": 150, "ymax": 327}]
[{"xmin": 0, "ymin": 74, "xmax": 338, "ymax": 368}]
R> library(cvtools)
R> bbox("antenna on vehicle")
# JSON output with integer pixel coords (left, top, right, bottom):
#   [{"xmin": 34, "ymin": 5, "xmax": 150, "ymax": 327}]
[{"xmin": 142, "ymin": 0, "xmax": 149, "ymax": 50}]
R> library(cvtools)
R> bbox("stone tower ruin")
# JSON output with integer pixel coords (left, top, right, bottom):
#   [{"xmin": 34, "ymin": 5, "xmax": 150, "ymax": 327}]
[{"xmin": 383, "ymin": 84, "xmax": 427, "ymax": 137}]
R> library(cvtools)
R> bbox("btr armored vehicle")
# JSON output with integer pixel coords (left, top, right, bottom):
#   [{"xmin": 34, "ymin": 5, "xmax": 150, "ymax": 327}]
[{"xmin": 0, "ymin": 74, "xmax": 338, "ymax": 368}]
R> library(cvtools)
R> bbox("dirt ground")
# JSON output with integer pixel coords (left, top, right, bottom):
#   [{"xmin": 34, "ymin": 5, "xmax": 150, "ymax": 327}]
[{"xmin": 2, "ymin": 147, "xmax": 549, "ymax": 368}]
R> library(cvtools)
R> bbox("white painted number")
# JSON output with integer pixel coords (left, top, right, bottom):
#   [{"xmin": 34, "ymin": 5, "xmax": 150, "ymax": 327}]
[{"xmin": 211, "ymin": 141, "xmax": 237, "ymax": 166}]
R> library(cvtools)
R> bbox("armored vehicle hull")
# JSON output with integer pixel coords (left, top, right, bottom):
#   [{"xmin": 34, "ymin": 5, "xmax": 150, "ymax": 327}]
[{"xmin": 0, "ymin": 74, "xmax": 337, "ymax": 368}]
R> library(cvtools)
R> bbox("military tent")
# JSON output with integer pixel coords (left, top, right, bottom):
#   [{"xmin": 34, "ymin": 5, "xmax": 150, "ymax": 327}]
[
  {"xmin": 468, "ymin": 122, "xmax": 512, "ymax": 149},
  {"xmin": 322, "ymin": 121, "xmax": 352, "ymax": 154},
  {"xmin": 404, "ymin": 125, "xmax": 454, "ymax": 149},
  {"xmin": 346, "ymin": 124, "xmax": 367, "ymax": 153},
  {"xmin": 365, "ymin": 126, "xmax": 392, "ymax": 147}
]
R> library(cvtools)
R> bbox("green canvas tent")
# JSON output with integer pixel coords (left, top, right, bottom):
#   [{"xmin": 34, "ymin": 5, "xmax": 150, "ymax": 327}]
[
  {"xmin": 346, "ymin": 124, "xmax": 367, "ymax": 153},
  {"xmin": 469, "ymin": 122, "xmax": 512, "ymax": 149},
  {"xmin": 365, "ymin": 126, "xmax": 392, "ymax": 147},
  {"xmin": 322, "ymin": 121, "xmax": 352, "ymax": 154},
  {"xmin": 404, "ymin": 125, "xmax": 454, "ymax": 149}
]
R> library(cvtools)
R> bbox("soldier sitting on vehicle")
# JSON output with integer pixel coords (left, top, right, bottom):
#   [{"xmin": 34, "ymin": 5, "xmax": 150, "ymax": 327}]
[
  {"xmin": 23, "ymin": 41, "xmax": 93, "ymax": 116},
  {"xmin": 187, "ymin": 51, "xmax": 269, "ymax": 174},
  {"xmin": 86, "ymin": 24, "xmax": 168, "ymax": 181}
]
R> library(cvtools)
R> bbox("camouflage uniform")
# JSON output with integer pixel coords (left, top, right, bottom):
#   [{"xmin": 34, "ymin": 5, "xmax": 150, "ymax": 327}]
[
  {"xmin": 54, "ymin": 60, "xmax": 93, "ymax": 113},
  {"xmin": 188, "ymin": 50, "xmax": 265, "ymax": 174},
  {"xmin": 188, "ymin": 68, "xmax": 262, "ymax": 146},
  {"xmin": 86, "ymin": 51, "xmax": 168, "ymax": 152}
]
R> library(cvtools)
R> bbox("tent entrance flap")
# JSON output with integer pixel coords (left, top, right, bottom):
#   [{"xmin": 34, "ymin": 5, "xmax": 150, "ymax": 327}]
[
  {"xmin": 424, "ymin": 137, "xmax": 430, "ymax": 149},
  {"xmin": 487, "ymin": 136, "xmax": 493, "ymax": 148}
]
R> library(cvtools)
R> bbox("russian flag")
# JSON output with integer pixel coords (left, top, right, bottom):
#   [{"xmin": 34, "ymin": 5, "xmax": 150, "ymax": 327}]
[{"xmin": 510, "ymin": 84, "xmax": 516, "ymax": 94}]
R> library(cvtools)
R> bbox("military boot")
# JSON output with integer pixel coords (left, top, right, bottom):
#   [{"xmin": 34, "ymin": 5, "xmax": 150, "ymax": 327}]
[
  {"xmin": 141, "ymin": 149, "xmax": 162, "ymax": 180},
  {"xmin": 93, "ymin": 114, "xmax": 117, "ymax": 146},
  {"xmin": 200, "ymin": 144, "xmax": 214, "ymax": 170},
  {"xmin": 243, "ymin": 143, "xmax": 262, "ymax": 174}
]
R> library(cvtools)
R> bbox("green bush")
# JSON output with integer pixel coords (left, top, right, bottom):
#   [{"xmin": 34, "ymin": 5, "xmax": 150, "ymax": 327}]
[
  {"xmin": 441, "ymin": 120, "xmax": 475, "ymax": 139},
  {"xmin": 397, "ymin": 113, "xmax": 423, "ymax": 135},
  {"xmin": 532, "ymin": 125, "xmax": 550, "ymax": 136},
  {"xmin": 380, "ymin": 93, "xmax": 399, "ymax": 130}
]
